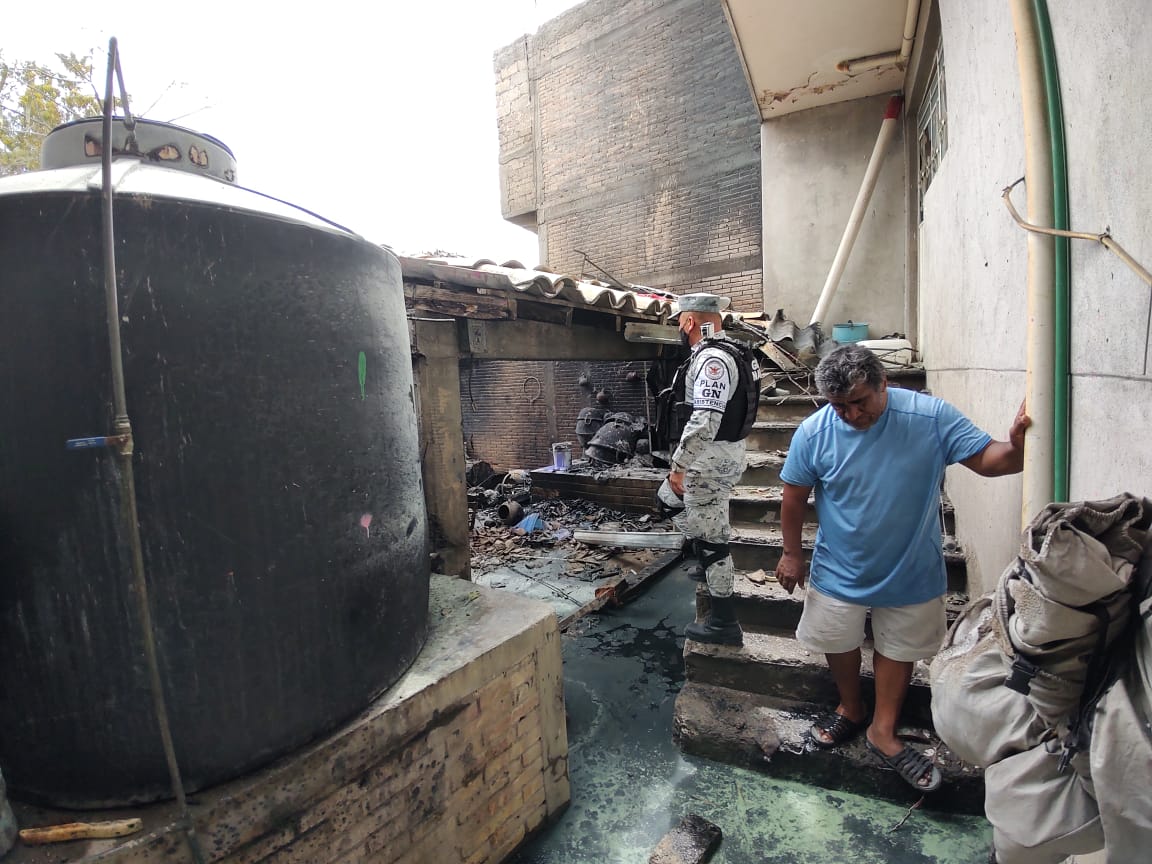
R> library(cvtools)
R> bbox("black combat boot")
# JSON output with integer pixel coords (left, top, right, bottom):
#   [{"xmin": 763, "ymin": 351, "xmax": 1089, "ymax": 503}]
[
  {"xmin": 685, "ymin": 595, "xmax": 743, "ymax": 645},
  {"xmin": 682, "ymin": 539, "xmax": 706, "ymax": 582}
]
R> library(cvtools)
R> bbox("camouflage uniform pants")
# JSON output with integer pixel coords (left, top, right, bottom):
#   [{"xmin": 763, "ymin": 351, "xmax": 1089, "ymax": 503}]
[{"xmin": 673, "ymin": 441, "xmax": 745, "ymax": 597}]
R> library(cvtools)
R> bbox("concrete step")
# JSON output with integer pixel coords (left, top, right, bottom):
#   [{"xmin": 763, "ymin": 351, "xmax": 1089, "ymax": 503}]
[
  {"xmin": 756, "ymin": 395, "xmax": 825, "ymax": 423},
  {"xmin": 755, "ymin": 370, "xmax": 928, "ymax": 423},
  {"xmin": 700, "ymin": 571, "xmax": 805, "ymax": 631},
  {"xmin": 672, "ymin": 682, "xmax": 983, "ymax": 814},
  {"xmin": 729, "ymin": 485, "xmax": 816, "ymax": 526},
  {"xmin": 746, "ymin": 422, "xmax": 798, "ymax": 453},
  {"xmin": 728, "ymin": 524, "xmax": 815, "ymax": 571},
  {"xmin": 695, "ymin": 574, "xmax": 973, "ymax": 635},
  {"xmin": 740, "ymin": 451, "xmax": 786, "ymax": 486},
  {"xmin": 727, "ymin": 525, "xmax": 967, "ymax": 592},
  {"xmin": 729, "ymin": 486, "xmax": 957, "ymax": 536},
  {"xmin": 682, "ymin": 627, "xmax": 936, "ymax": 727}
]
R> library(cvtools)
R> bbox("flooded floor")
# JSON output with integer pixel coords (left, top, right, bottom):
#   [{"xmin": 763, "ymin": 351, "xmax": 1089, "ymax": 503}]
[{"xmin": 506, "ymin": 560, "xmax": 991, "ymax": 864}]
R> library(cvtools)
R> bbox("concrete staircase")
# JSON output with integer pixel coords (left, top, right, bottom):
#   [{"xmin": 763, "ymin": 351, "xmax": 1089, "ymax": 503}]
[{"xmin": 672, "ymin": 367, "xmax": 985, "ymax": 813}]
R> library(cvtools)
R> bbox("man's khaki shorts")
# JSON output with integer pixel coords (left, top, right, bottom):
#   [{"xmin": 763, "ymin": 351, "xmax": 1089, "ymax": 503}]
[{"xmin": 795, "ymin": 585, "xmax": 947, "ymax": 662}]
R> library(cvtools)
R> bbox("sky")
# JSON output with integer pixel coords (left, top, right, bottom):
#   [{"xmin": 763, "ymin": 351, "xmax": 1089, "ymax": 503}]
[{"xmin": 6, "ymin": 0, "xmax": 584, "ymax": 266}]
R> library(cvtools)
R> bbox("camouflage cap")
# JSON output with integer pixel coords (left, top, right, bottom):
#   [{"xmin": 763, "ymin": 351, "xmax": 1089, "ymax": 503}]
[{"xmin": 674, "ymin": 292, "xmax": 731, "ymax": 315}]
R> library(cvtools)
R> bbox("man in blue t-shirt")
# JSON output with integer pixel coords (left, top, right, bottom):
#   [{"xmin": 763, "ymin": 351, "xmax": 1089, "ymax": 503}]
[{"xmin": 778, "ymin": 345, "xmax": 1029, "ymax": 792}]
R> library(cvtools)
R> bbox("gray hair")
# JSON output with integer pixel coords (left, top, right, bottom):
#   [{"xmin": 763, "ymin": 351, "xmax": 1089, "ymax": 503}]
[{"xmin": 814, "ymin": 345, "xmax": 886, "ymax": 397}]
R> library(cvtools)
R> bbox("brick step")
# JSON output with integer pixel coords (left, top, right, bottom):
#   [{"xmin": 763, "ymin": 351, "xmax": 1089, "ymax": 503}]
[
  {"xmin": 682, "ymin": 627, "xmax": 936, "ymax": 727},
  {"xmin": 727, "ymin": 525, "xmax": 967, "ymax": 593},
  {"xmin": 738, "ymin": 452, "xmax": 786, "ymax": 486},
  {"xmin": 729, "ymin": 487, "xmax": 956, "ymax": 535},
  {"xmin": 672, "ymin": 682, "xmax": 983, "ymax": 814},
  {"xmin": 695, "ymin": 574, "xmax": 972, "ymax": 635}
]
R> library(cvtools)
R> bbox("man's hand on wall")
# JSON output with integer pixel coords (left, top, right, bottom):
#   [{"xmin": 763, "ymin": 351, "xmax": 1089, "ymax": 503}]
[{"xmin": 1009, "ymin": 399, "xmax": 1031, "ymax": 451}]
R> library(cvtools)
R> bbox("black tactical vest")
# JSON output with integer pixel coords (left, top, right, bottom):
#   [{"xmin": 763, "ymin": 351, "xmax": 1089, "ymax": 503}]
[{"xmin": 658, "ymin": 338, "xmax": 760, "ymax": 444}]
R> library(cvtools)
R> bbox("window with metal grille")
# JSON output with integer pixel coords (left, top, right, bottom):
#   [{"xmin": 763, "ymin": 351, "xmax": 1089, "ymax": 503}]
[{"xmin": 916, "ymin": 46, "xmax": 948, "ymax": 222}]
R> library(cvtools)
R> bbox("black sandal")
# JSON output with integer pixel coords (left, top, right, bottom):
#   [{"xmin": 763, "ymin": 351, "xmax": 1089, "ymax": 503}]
[
  {"xmin": 809, "ymin": 711, "xmax": 866, "ymax": 749},
  {"xmin": 865, "ymin": 739, "xmax": 942, "ymax": 792}
]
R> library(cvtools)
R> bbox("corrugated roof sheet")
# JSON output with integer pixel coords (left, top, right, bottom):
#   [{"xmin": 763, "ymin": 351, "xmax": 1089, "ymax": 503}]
[
  {"xmin": 396, "ymin": 255, "xmax": 841, "ymax": 368},
  {"xmin": 397, "ymin": 255, "xmax": 678, "ymax": 321}
]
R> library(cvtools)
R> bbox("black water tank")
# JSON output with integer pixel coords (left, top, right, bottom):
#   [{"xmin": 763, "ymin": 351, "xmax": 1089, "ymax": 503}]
[{"xmin": 0, "ymin": 119, "xmax": 430, "ymax": 808}]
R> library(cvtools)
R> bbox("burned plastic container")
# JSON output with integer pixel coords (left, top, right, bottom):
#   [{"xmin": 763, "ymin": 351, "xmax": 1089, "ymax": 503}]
[
  {"xmin": 585, "ymin": 412, "xmax": 647, "ymax": 464},
  {"xmin": 575, "ymin": 407, "xmax": 606, "ymax": 447},
  {"xmin": 0, "ymin": 118, "xmax": 430, "ymax": 808}
]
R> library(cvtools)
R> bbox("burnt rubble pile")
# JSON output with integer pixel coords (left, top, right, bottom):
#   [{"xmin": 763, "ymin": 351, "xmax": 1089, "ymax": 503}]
[{"xmin": 470, "ymin": 478, "xmax": 674, "ymax": 577}]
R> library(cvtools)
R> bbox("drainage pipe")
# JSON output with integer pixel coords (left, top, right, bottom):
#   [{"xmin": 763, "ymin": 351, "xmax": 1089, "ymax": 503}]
[
  {"xmin": 1009, "ymin": 0, "xmax": 1056, "ymax": 526},
  {"xmin": 809, "ymin": 94, "xmax": 903, "ymax": 328},
  {"xmin": 1033, "ymin": 0, "xmax": 1071, "ymax": 503}
]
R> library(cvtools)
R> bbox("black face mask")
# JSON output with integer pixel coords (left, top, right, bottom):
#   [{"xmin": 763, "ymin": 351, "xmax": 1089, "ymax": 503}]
[{"xmin": 679, "ymin": 328, "xmax": 690, "ymax": 347}]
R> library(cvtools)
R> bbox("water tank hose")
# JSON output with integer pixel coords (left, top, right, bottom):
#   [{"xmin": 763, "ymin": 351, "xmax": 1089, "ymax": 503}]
[{"xmin": 99, "ymin": 38, "xmax": 206, "ymax": 864}]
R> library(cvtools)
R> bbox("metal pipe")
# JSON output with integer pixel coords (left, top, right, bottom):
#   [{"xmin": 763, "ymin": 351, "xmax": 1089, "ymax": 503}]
[
  {"xmin": 1002, "ymin": 182, "xmax": 1152, "ymax": 377},
  {"xmin": 809, "ymin": 94, "xmax": 903, "ymax": 328},
  {"xmin": 101, "ymin": 46, "xmax": 129, "ymax": 430},
  {"xmin": 1009, "ymin": 0, "xmax": 1056, "ymax": 526},
  {"xmin": 99, "ymin": 37, "xmax": 205, "ymax": 864},
  {"xmin": 1034, "ymin": 0, "xmax": 1070, "ymax": 503}
]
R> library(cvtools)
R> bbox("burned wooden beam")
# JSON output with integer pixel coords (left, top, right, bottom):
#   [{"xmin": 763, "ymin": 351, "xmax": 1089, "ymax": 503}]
[
  {"xmin": 404, "ymin": 282, "xmax": 514, "ymax": 320},
  {"xmin": 461, "ymin": 318, "xmax": 664, "ymax": 361},
  {"xmin": 556, "ymin": 551, "xmax": 681, "ymax": 631}
]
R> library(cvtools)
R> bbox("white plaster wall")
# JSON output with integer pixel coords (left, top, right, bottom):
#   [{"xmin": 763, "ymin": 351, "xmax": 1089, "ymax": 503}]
[
  {"xmin": 918, "ymin": 0, "xmax": 1028, "ymax": 590},
  {"xmin": 1058, "ymin": 2, "xmax": 1152, "ymax": 505},
  {"xmin": 760, "ymin": 94, "xmax": 906, "ymax": 338},
  {"xmin": 922, "ymin": 0, "xmax": 1152, "ymax": 593}
]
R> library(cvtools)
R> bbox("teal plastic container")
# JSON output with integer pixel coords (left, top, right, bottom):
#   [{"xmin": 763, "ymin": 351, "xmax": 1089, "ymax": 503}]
[{"xmin": 832, "ymin": 321, "xmax": 869, "ymax": 343}]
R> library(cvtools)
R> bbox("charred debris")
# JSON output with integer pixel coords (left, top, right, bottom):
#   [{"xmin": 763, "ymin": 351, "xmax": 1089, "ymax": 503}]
[{"xmin": 463, "ymin": 310, "xmax": 848, "ymax": 625}]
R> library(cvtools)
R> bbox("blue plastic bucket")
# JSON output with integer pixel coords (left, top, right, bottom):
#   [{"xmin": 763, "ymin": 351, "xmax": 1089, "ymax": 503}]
[{"xmin": 832, "ymin": 321, "xmax": 869, "ymax": 343}]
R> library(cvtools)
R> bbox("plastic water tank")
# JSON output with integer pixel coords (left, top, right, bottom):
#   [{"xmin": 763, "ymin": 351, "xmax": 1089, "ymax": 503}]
[{"xmin": 0, "ymin": 119, "xmax": 430, "ymax": 807}]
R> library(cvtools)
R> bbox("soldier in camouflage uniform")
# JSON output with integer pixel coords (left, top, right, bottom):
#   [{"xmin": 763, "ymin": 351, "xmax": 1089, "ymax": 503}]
[{"xmin": 658, "ymin": 292, "xmax": 749, "ymax": 646}]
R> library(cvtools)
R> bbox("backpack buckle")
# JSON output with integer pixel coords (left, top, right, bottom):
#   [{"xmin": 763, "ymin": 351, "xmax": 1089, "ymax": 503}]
[{"xmin": 1004, "ymin": 655, "xmax": 1039, "ymax": 695}]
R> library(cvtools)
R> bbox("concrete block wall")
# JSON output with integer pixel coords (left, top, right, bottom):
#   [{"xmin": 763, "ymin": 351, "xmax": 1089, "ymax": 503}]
[
  {"xmin": 760, "ymin": 94, "xmax": 907, "ymax": 335},
  {"xmin": 494, "ymin": 0, "xmax": 763, "ymax": 311},
  {"xmin": 462, "ymin": 360, "xmax": 655, "ymax": 470}
]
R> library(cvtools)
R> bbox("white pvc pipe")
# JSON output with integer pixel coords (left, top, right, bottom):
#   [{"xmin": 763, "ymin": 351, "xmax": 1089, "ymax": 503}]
[
  {"xmin": 1010, "ymin": 0, "xmax": 1056, "ymax": 527},
  {"xmin": 810, "ymin": 94, "xmax": 904, "ymax": 328},
  {"xmin": 899, "ymin": 0, "xmax": 920, "ymax": 65},
  {"xmin": 835, "ymin": 0, "xmax": 920, "ymax": 73}
]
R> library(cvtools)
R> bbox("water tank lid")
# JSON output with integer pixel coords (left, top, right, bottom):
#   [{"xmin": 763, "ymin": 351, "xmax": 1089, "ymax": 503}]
[{"xmin": 41, "ymin": 117, "xmax": 238, "ymax": 184}]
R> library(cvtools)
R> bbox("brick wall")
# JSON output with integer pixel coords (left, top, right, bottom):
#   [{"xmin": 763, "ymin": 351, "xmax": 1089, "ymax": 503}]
[
  {"xmin": 494, "ymin": 0, "xmax": 763, "ymax": 311},
  {"xmin": 220, "ymin": 653, "xmax": 547, "ymax": 864},
  {"xmin": 494, "ymin": 37, "xmax": 538, "ymax": 230},
  {"xmin": 461, "ymin": 359, "xmax": 659, "ymax": 470}
]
